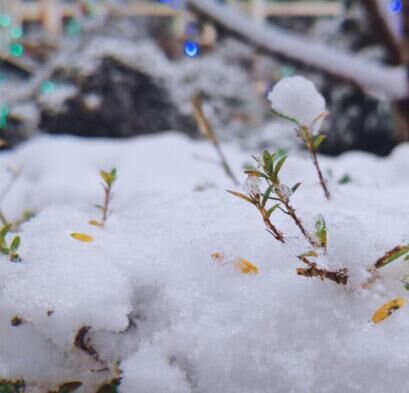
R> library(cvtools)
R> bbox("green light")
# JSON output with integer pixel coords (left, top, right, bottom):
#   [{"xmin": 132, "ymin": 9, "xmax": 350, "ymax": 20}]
[
  {"xmin": 0, "ymin": 14, "xmax": 12, "ymax": 28},
  {"xmin": 40, "ymin": 80, "xmax": 56, "ymax": 95},
  {"xmin": 0, "ymin": 104, "xmax": 9, "ymax": 129},
  {"xmin": 9, "ymin": 43, "xmax": 24, "ymax": 57},
  {"xmin": 10, "ymin": 25, "xmax": 23, "ymax": 40},
  {"xmin": 65, "ymin": 18, "xmax": 81, "ymax": 37}
]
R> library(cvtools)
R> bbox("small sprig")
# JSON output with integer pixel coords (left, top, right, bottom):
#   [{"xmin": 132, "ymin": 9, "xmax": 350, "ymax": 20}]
[
  {"xmin": 296, "ymin": 250, "xmax": 348, "ymax": 285},
  {"xmin": 0, "ymin": 224, "xmax": 21, "ymax": 262},
  {"xmin": 299, "ymin": 123, "xmax": 331, "ymax": 200},
  {"xmin": 231, "ymin": 151, "xmax": 318, "ymax": 247},
  {"xmin": 89, "ymin": 169, "xmax": 117, "ymax": 228},
  {"xmin": 268, "ymin": 76, "xmax": 331, "ymax": 199},
  {"xmin": 191, "ymin": 95, "xmax": 239, "ymax": 186}
]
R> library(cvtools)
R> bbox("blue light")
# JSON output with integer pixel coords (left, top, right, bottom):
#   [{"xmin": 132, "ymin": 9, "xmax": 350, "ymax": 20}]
[
  {"xmin": 389, "ymin": 0, "xmax": 401, "ymax": 13},
  {"xmin": 184, "ymin": 41, "xmax": 199, "ymax": 57}
]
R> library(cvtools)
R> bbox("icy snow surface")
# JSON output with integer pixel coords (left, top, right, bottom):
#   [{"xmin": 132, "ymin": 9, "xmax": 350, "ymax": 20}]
[{"xmin": 0, "ymin": 132, "xmax": 408, "ymax": 392}]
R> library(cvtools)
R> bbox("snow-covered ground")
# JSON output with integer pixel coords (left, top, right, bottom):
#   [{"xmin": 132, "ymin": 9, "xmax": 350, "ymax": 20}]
[{"xmin": 0, "ymin": 131, "xmax": 408, "ymax": 392}]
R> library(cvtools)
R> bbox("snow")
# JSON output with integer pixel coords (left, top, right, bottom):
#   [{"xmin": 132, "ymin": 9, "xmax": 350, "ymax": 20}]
[
  {"xmin": 0, "ymin": 131, "xmax": 408, "ymax": 392},
  {"xmin": 268, "ymin": 76, "xmax": 326, "ymax": 134}
]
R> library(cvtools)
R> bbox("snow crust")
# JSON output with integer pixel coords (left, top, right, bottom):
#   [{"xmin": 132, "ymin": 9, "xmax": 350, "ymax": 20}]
[{"xmin": 0, "ymin": 133, "xmax": 408, "ymax": 392}]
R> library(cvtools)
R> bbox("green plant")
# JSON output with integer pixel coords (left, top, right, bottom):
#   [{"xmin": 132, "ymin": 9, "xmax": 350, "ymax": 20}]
[
  {"xmin": 228, "ymin": 151, "xmax": 349, "ymax": 285},
  {"xmin": 90, "ymin": 169, "xmax": 117, "ymax": 228},
  {"xmin": 0, "ymin": 224, "xmax": 21, "ymax": 262},
  {"xmin": 0, "ymin": 380, "xmax": 25, "ymax": 393},
  {"xmin": 229, "ymin": 150, "xmax": 317, "ymax": 247}
]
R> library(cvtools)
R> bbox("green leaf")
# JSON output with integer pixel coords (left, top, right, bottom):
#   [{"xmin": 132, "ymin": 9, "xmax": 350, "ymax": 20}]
[
  {"xmin": 227, "ymin": 190, "xmax": 253, "ymax": 204},
  {"xmin": 374, "ymin": 245, "xmax": 409, "ymax": 269},
  {"xmin": 261, "ymin": 186, "xmax": 273, "ymax": 208},
  {"xmin": 315, "ymin": 216, "xmax": 327, "ymax": 250},
  {"xmin": 262, "ymin": 151, "xmax": 273, "ymax": 174},
  {"xmin": 96, "ymin": 379, "xmax": 120, "ymax": 393},
  {"xmin": 273, "ymin": 155, "xmax": 287, "ymax": 179},
  {"xmin": 10, "ymin": 236, "xmax": 20, "ymax": 251},
  {"xmin": 338, "ymin": 174, "xmax": 352, "ymax": 185},
  {"xmin": 0, "ymin": 223, "xmax": 12, "ymax": 242},
  {"xmin": 0, "ymin": 380, "xmax": 25, "ymax": 393},
  {"xmin": 291, "ymin": 182, "xmax": 302, "ymax": 193},
  {"xmin": 312, "ymin": 134, "xmax": 326, "ymax": 151},
  {"xmin": 267, "ymin": 204, "xmax": 280, "ymax": 217}
]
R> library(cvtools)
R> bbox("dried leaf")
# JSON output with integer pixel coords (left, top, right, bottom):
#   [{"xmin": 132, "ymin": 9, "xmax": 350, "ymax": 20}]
[
  {"xmin": 89, "ymin": 220, "xmax": 103, "ymax": 228},
  {"xmin": 227, "ymin": 190, "xmax": 253, "ymax": 204},
  {"xmin": 211, "ymin": 252, "xmax": 224, "ymax": 262},
  {"xmin": 372, "ymin": 297, "xmax": 406, "ymax": 324},
  {"xmin": 298, "ymin": 250, "xmax": 318, "ymax": 259},
  {"xmin": 235, "ymin": 258, "xmax": 259, "ymax": 275},
  {"xmin": 71, "ymin": 233, "xmax": 94, "ymax": 243},
  {"xmin": 374, "ymin": 245, "xmax": 409, "ymax": 269},
  {"xmin": 51, "ymin": 382, "xmax": 82, "ymax": 393}
]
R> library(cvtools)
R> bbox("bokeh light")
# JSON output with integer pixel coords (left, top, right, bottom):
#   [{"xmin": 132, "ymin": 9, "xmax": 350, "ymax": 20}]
[
  {"xmin": 40, "ymin": 80, "xmax": 56, "ymax": 95},
  {"xmin": 0, "ymin": 14, "xmax": 12, "ymax": 28},
  {"xmin": 184, "ymin": 41, "xmax": 199, "ymax": 57},
  {"xmin": 389, "ymin": 0, "xmax": 401, "ymax": 13},
  {"xmin": 9, "ymin": 42, "xmax": 24, "ymax": 57}
]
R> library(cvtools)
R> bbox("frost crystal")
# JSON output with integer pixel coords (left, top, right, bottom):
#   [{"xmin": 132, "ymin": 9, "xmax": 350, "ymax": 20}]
[
  {"xmin": 268, "ymin": 76, "xmax": 326, "ymax": 135},
  {"xmin": 244, "ymin": 175, "xmax": 261, "ymax": 196},
  {"xmin": 275, "ymin": 184, "xmax": 292, "ymax": 201}
]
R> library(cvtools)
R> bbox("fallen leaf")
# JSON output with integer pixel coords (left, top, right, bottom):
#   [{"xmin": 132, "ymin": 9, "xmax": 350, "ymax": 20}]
[
  {"xmin": 235, "ymin": 258, "xmax": 259, "ymax": 275},
  {"xmin": 372, "ymin": 297, "xmax": 406, "ymax": 324},
  {"xmin": 71, "ymin": 233, "xmax": 94, "ymax": 243}
]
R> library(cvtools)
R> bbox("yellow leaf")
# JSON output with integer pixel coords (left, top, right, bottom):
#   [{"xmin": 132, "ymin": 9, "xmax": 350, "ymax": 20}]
[
  {"xmin": 235, "ymin": 258, "xmax": 259, "ymax": 275},
  {"xmin": 89, "ymin": 220, "xmax": 103, "ymax": 228},
  {"xmin": 71, "ymin": 233, "xmax": 94, "ymax": 243},
  {"xmin": 372, "ymin": 297, "xmax": 406, "ymax": 324}
]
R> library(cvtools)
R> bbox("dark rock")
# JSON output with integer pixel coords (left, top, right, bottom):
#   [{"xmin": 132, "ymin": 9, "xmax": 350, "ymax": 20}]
[{"xmin": 39, "ymin": 55, "xmax": 197, "ymax": 138}]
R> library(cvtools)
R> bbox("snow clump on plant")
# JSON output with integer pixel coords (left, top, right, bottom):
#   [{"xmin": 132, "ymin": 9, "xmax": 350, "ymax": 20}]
[{"xmin": 268, "ymin": 76, "xmax": 326, "ymax": 135}]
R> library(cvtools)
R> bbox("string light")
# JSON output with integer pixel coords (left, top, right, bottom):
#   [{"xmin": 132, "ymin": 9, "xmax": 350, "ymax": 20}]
[
  {"xmin": 184, "ymin": 40, "xmax": 199, "ymax": 57},
  {"xmin": 389, "ymin": 0, "xmax": 401, "ymax": 13}
]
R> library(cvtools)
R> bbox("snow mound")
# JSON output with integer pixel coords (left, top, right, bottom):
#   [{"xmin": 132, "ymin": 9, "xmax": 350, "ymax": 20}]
[{"xmin": 0, "ymin": 133, "xmax": 408, "ymax": 392}]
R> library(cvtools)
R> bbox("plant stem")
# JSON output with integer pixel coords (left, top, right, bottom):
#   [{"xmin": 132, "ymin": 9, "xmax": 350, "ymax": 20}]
[
  {"xmin": 101, "ymin": 184, "xmax": 112, "ymax": 226},
  {"xmin": 192, "ymin": 96, "xmax": 239, "ymax": 186},
  {"xmin": 0, "ymin": 210, "xmax": 9, "ymax": 226},
  {"xmin": 297, "ymin": 255, "xmax": 348, "ymax": 285},
  {"xmin": 302, "ymin": 129, "xmax": 331, "ymax": 200},
  {"xmin": 281, "ymin": 198, "xmax": 318, "ymax": 248},
  {"xmin": 256, "ymin": 202, "xmax": 285, "ymax": 243}
]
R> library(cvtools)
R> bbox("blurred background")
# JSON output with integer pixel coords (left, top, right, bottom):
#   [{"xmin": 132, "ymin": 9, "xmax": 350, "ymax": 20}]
[{"xmin": 0, "ymin": 0, "xmax": 407, "ymax": 156}]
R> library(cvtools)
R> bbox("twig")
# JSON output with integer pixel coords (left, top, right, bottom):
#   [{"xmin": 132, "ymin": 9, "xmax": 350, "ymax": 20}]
[
  {"xmin": 301, "ymin": 127, "xmax": 331, "ymax": 200},
  {"xmin": 280, "ymin": 197, "xmax": 318, "ymax": 248},
  {"xmin": 192, "ymin": 95, "xmax": 239, "ymax": 186},
  {"xmin": 297, "ymin": 254, "xmax": 348, "ymax": 285}
]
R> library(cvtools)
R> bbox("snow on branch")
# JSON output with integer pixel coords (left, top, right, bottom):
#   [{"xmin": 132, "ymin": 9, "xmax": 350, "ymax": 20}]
[
  {"xmin": 361, "ymin": 0, "xmax": 402, "ymax": 63},
  {"xmin": 187, "ymin": 0, "xmax": 408, "ymax": 101}
]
